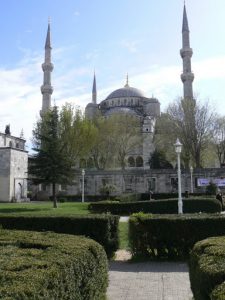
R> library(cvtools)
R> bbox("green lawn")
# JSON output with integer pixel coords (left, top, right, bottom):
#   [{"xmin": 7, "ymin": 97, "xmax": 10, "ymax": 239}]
[
  {"xmin": 0, "ymin": 202, "xmax": 90, "ymax": 216},
  {"xmin": 119, "ymin": 222, "xmax": 129, "ymax": 250}
]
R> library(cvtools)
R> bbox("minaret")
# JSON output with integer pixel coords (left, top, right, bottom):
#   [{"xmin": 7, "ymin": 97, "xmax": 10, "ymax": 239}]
[
  {"xmin": 92, "ymin": 72, "xmax": 97, "ymax": 104},
  {"xmin": 40, "ymin": 20, "xmax": 54, "ymax": 116},
  {"xmin": 180, "ymin": 3, "xmax": 194, "ymax": 99},
  {"xmin": 124, "ymin": 73, "xmax": 129, "ymax": 87}
]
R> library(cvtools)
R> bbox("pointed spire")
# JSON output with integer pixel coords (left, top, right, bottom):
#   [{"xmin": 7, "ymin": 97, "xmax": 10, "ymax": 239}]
[
  {"xmin": 45, "ymin": 18, "xmax": 51, "ymax": 49},
  {"xmin": 92, "ymin": 72, "xmax": 97, "ymax": 104},
  {"xmin": 40, "ymin": 21, "xmax": 54, "ymax": 116},
  {"xmin": 182, "ymin": 3, "xmax": 189, "ymax": 32},
  {"xmin": 124, "ymin": 73, "xmax": 129, "ymax": 87}
]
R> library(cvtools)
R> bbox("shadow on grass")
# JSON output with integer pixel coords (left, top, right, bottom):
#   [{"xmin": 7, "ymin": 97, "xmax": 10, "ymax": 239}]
[{"xmin": 0, "ymin": 207, "xmax": 51, "ymax": 214}]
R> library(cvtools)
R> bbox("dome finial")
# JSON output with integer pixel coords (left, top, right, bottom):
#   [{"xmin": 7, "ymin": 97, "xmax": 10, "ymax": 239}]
[{"xmin": 124, "ymin": 73, "xmax": 129, "ymax": 87}]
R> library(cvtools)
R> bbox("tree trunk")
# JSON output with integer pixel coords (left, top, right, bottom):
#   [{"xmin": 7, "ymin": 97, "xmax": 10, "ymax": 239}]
[{"xmin": 52, "ymin": 183, "xmax": 58, "ymax": 208}]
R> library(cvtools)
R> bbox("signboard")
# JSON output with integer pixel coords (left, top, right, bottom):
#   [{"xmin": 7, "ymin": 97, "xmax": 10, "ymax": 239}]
[{"xmin": 197, "ymin": 178, "xmax": 225, "ymax": 187}]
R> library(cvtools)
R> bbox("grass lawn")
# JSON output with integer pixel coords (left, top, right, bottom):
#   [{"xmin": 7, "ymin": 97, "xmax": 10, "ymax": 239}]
[
  {"xmin": 0, "ymin": 202, "xmax": 90, "ymax": 216},
  {"xmin": 119, "ymin": 222, "xmax": 129, "ymax": 250}
]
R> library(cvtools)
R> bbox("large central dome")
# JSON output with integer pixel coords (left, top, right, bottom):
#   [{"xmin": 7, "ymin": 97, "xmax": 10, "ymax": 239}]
[{"xmin": 106, "ymin": 85, "xmax": 145, "ymax": 100}]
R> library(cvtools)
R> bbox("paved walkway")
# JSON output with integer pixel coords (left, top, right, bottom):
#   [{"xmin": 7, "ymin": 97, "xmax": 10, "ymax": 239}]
[{"xmin": 107, "ymin": 260, "xmax": 193, "ymax": 300}]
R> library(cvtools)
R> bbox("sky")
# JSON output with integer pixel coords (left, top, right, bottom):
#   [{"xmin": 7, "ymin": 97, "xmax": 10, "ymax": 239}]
[{"xmin": 0, "ymin": 0, "xmax": 225, "ymax": 151}]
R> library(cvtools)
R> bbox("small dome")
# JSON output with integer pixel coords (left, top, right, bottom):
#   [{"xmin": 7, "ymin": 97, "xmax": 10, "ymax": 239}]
[{"xmin": 106, "ymin": 86, "xmax": 145, "ymax": 100}]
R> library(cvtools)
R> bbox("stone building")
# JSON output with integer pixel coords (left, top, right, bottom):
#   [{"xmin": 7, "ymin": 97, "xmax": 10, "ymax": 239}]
[{"xmin": 0, "ymin": 128, "xmax": 28, "ymax": 202}]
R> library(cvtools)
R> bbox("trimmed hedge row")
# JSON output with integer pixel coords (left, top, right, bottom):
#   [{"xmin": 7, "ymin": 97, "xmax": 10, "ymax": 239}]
[
  {"xmin": 0, "ymin": 229, "xmax": 108, "ymax": 299},
  {"xmin": 89, "ymin": 199, "xmax": 222, "ymax": 215},
  {"xmin": 189, "ymin": 236, "xmax": 225, "ymax": 300},
  {"xmin": 129, "ymin": 214, "xmax": 225, "ymax": 259},
  {"xmin": 0, "ymin": 214, "xmax": 119, "ymax": 258}
]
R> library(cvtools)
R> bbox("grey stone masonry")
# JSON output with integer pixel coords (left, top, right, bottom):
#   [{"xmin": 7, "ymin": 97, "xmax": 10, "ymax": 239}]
[{"xmin": 0, "ymin": 132, "xmax": 28, "ymax": 202}]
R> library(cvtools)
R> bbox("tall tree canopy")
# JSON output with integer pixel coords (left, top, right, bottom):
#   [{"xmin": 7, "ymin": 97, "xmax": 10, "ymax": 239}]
[
  {"xmin": 155, "ymin": 98, "xmax": 215, "ymax": 168},
  {"xmin": 29, "ymin": 104, "xmax": 95, "ymax": 207}
]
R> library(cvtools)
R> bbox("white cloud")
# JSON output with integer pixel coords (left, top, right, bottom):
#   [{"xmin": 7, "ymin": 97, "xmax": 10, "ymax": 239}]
[{"xmin": 1, "ymin": 50, "xmax": 225, "ymax": 152}]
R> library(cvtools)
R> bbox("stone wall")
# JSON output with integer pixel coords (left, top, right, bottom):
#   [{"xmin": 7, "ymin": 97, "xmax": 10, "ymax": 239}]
[{"xmin": 0, "ymin": 148, "xmax": 28, "ymax": 202}]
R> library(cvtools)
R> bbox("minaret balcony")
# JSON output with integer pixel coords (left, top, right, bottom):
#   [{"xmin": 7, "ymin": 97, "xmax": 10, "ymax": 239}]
[
  {"xmin": 42, "ymin": 63, "xmax": 54, "ymax": 72},
  {"xmin": 180, "ymin": 48, "xmax": 193, "ymax": 58},
  {"xmin": 41, "ymin": 84, "xmax": 53, "ymax": 94},
  {"xmin": 180, "ymin": 72, "xmax": 194, "ymax": 82}
]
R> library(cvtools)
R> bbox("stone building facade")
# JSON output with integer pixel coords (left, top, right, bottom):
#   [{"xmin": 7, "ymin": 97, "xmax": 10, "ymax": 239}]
[{"xmin": 0, "ymin": 131, "xmax": 28, "ymax": 202}]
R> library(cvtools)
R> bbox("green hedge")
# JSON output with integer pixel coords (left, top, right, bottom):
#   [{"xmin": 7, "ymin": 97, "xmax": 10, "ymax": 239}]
[
  {"xmin": 189, "ymin": 236, "xmax": 225, "ymax": 300},
  {"xmin": 0, "ymin": 229, "xmax": 108, "ymax": 299},
  {"xmin": 129, "ymin": 214, "xmax": 225, "ymax": 259},
  {"xmin": 89, "ymin": 199, "xmax": 221, "ymax": 215},
  {"xmin": 0, "ymin": 214, "xmax": 119, "ymax": 258}
]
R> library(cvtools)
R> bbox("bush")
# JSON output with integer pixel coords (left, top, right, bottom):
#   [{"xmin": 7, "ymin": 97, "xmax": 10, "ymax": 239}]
[
  {"xmin": 0, "ymin": 215, "xmax": 119, "ymax": 258},
  {"xmin": 89, "ymin": 199, "xmax": 222, "ymax": 215},
  {"xmin": 118, "ymin": 193, "xmax": 141, "ymax": 202},
  {"xmin": 0, "ymin": 229, "xmax": 108, "ymax": 299},
  {"xmin": 129, "ymin": 214, "xmax": 225, "ymax": 259},
  {"xmin": 206, "ymin": 181, "xmax": 217, "ymax": 195},
  {"xmin": 189, "ymin": 236, "xmax": 225, "ymax": 300}
]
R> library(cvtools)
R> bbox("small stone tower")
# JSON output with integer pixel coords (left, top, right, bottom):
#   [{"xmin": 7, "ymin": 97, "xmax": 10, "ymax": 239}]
[
  {"xmin": 40, "ymin": 21, "xmax": 54, "ymax": 116},
  {"xmin": 180, "ymin": 4, "xmax": 194, "ymax": 99}
]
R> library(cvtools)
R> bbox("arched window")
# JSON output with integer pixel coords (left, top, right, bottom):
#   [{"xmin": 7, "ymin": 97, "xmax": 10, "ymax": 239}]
[
  {"xmin": 128, "ymin": 156, "xmax": 135, "ymax": 167},
  {"xmin": 79, "ymin": 159, "xmax": 86, "ymax": 169},
  {"xmin": 124, "ymin": 99, "xmax": 127, "ymax": 105},
  {"xmin": 87, "ymin": 157, "xmax": 94, "ymax": 168},
  {"xmin": 9, "ymin": 141, "xmax": 13, "ymax": 148},
  {"xmin": 136, "ymin": 156, "xmax": 143, "ymax": 167}
]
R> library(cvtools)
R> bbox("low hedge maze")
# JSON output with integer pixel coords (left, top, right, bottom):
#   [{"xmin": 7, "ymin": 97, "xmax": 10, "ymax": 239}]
[
  {"xmin": 0, "ymin": 214, "xmax": 119, "ymax": 258},
  {"xmin": 189, "ymin": 236, "xmax": 225, "ymax": 300},
  {"xmin": 129, "ymin": 214, "xmax": 225, "ymax": 260},
  {"xmin": 89, "ymin": 199, "xmax": 222, "ymax": 215},
  {"xmin": 0, "ymin": 229, "xmax": 108, "ymax": 299}
]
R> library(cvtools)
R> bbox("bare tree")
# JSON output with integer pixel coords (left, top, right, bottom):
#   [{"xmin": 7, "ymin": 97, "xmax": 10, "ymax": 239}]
[
  {"xmin": 155, "ymin": 98, "xmax": 215, "ymax": 168},
  {"xmin": 212, "ymin": 116, "xmax": 225, "ymax": 166}
]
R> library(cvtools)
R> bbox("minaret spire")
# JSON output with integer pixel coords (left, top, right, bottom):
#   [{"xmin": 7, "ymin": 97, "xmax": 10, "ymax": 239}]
[
  {"xmin": 92, "ymin": 72, "xmax": 97, "ymax": 104},
  {"xmin": 124, "ymin": 73, "xmax": 129, "ymax": 87},
  {"xmin": 180, "ymin": 3, "xmax": 194, "ymax": 99},
  {"xmin": 40, "ymin": 20, "xmax": 54, "ymax": 116}
]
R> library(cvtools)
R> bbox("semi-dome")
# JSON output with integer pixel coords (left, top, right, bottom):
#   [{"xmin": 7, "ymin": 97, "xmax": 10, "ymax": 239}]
[{"xmin": 106, "ymin": 85, "xmax": 145, "ymax": 100}]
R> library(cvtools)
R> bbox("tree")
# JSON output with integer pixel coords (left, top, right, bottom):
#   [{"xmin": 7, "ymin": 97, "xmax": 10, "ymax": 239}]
[
  {"xmin": 155, "ymin": 98, "xmax": 215, "ymax": 168},
  {"xmin": 113, "ymin": 114, "xmax": 142, "ymax": 169},
  {"xmin": 59, "ymin": 103, "xmax": 96, "ymax": 162},
  {"xmin": 212, "ymin": 116, "xmax": 225, "ymax": 166},
  {"xmin": 149, "ymin": 150, "xmax": 173, "ymax": 169},
  {"xmin": 89, "ymin": 116, "xmax": 117, "ymax": 170},
  {"xmin": 29, "ymin": 106, "xmax": 75, "ymax": 208}
]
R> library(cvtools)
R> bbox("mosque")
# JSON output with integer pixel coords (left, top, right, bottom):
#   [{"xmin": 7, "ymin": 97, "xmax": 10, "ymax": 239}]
[{"xmin": 0, "ymin": 4, "xmax": 222, "ymax": 201}]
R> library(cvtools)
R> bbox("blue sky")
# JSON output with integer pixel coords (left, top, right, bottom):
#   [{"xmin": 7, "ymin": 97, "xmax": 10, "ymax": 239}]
[{"xmin": 0, "ymin": 0, "xmax": 225, "ymax": 150}]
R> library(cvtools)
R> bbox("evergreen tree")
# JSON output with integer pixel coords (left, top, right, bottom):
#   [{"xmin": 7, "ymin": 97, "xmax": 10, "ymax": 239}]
[{"xmin": 29, "ymin": 106, "xmax": 74, "ymax": 208}]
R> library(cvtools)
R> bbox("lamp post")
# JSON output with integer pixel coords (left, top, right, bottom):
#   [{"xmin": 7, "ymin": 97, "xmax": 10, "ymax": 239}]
[
  {"xmin": 190, "ymin": 166, "xmax": 193, "ymax": 194},
  {"xmin": 174, "ymin": 138, "xmax": 183, "ymax": 214},
  {"xmin": 82, "ymin": 169, "xmax": 85, "ymax": 203}
]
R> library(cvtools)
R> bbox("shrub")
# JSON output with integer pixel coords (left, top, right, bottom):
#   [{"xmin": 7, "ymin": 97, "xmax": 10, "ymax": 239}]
[
  {"xmin": 189, "ymin": 236, "xmax": 225, "ymax": 300},
  {"xmin": 129, "ymin": 214, "xmax": 225, "ymax": 259},
  {"xmin": 118, "ymin": 193, "xmax": 141, "ymax": 202},
  {"xmin": 0, "ymin": 214, "xmax": 119, "ymax": 258},
  {"xmin": 0, "ymin": 229, "xmax": 108, "ymax": 299},
  {"xmin": 89, "ymin": 199, "xmax": 221, "ymax": 215},
  {"xmin": 206, "ymin": 181, "xmax": 217, "ymax": 195}
]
